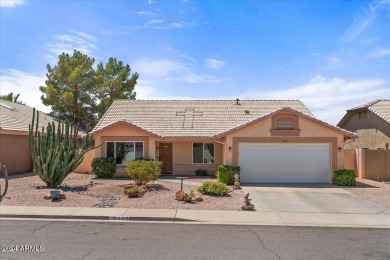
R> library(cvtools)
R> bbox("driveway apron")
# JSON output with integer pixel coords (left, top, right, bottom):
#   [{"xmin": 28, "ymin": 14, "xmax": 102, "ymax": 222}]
[{"xmin": 242, "ymin": 186, "xmax": 387, "ymax": 214}]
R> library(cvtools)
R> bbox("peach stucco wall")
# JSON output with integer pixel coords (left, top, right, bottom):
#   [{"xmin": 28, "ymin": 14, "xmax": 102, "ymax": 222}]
[
  {"xmin": 0, "ymin": 132, "xmax": 32, "ymax": 174},
  {"xmin": 162, "ymin": 140, "xmax": 223, "ymax": 175},
  {"xmin": 225, "ymin": 114, "xmax": 345, "ymax": 172},
  {"xmin": 73, "ymin": 149, "xmax": 95, "ymax": 174}
]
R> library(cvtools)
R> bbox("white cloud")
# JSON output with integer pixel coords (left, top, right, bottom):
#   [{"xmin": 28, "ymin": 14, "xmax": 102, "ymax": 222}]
[
  {"xmin": 151, "ymin": 21, "xmax": 196, "ymax": 30},
  {"xmin": 146, "ymin": 19, "xmax": 164, "ymax": 25},
  {"xmin": 239, "ymin": 74, "xmax": 389, "ymax": 125},
  {"xmin": 341, "ymin": 0, "xmax": 390, "ymax": 43},
  {"xmin": 0, "ymin": 69, "xmax": 50, "ymax": 113},
  {"xmin": 370, "ymin": 48, "xmax": 390, "ymax": 58},
  {"xmin": 46, "ymin": 31, "xmax": 97, "ymax": 57},
  {"xmin": 133, "ymin": 58, "xmax": 224, "ymax": 84},
  {"xmin": 0, "ymin": 0, "xmax": 25, "ymax": 8},
  {"xmin": 135, "ymin": 10, "xmax": 156, "ymax": 16},
  {"xmin": 134, "ymin": 82, "xmax": 191, "ymax": 100},
  {"xmin": 329, "ymin": 56, "xmax": 342, "ymax": 64},
  {"xmin": 147, "ymin": 0, "xmax": 156, "ymax": 4},
  {"xmin": 204, "ymin": 58, "xmax": 225, "ymax": 70}
]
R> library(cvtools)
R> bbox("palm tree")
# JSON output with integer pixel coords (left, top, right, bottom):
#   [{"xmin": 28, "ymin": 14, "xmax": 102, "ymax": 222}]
[{"xmin": 0, "ymin": 92, "xmax": 23, "ymax": 104}]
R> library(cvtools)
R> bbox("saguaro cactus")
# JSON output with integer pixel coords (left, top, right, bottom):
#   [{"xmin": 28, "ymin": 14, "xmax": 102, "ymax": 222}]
[
  {"xmin": 0, "ymin": 163, "xmax": 9, "ymax": 201},
  {"xmin": 28, "ymin": 108, "xmax": 94, "ymax": 188}
]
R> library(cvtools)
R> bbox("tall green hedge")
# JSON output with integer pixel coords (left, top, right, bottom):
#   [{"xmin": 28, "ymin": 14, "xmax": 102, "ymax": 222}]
[
  {"xmin": 217, "ymin": 165, "xmax": 240, "ymax": 185},
  {"xmin": 332, "ymin": 169, "xmax": 356, "ymax": 186}
]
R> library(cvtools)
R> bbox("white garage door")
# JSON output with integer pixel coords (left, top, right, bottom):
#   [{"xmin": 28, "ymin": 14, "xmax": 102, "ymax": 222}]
[{"xmin": 239, "ymin": 144, "xmax": 330, "ymax": 183}]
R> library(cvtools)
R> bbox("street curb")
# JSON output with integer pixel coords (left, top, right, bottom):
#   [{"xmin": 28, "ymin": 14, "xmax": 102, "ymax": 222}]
[{"xmin": 0, "ymin": 214, "xmax": 195, "ymax": 222}]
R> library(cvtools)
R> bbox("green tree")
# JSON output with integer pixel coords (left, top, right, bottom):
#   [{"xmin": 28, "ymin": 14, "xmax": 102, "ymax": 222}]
[
  {"xmin": 96, "ymin": 57, "xmax": 138, "ymax": 118},
  {"xmin": 40, "ymin": 50, "xmax": 97, "ymax": 130},
  {"xmin": 0, "ymin": 92, "xmax": 23, "ymax": 104}
]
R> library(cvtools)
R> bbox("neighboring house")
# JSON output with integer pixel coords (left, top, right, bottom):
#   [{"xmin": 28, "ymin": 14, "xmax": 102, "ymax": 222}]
[
  {"xmin": 0, "ymin": 100, "xmax": 58, "ymax": 173},
  {"xmin": 338, "ymin": 99, "xmax": 390, "ymax": 149},
  {"xmin": 84, "ymin": 99, "xmax": 356, "ymax": 183}
]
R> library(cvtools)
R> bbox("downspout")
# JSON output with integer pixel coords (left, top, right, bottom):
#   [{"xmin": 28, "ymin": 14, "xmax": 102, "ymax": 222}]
[{"xmin": 213, "ymin": 136, "xmax": 226, "ymax": 165}]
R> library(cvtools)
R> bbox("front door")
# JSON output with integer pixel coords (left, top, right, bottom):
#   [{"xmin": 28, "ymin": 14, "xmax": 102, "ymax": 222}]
[{"xmin": 159, "ymin": 143, "xmax": 172, "ymax": 174}]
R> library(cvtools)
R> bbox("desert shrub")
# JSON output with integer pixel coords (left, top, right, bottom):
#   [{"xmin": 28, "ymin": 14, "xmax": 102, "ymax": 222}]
[
  {"xmin": 332, "ymin": 169, "xmax": 356, "ymax": 186},
  {"xmin": 197, "ymin": 181, "xmax": 230, "ymax": 196},
  {"xmin": 217, "ymin": 165, "xmax": 240, "ymax": 185},
  {"xmin": 125, "ymin": 186, "xmax": 145, "ymax": 195},
  {"xmin": 183, "ymin": 190, "xmax": 195, "ymax": 202},
  {"xmin": 91, "ymin": 157, "xmax": 116, "ymax": 178},
  {"xmin": 195, "ymin": 168, "xmax": 207, "ymax": 176},
  {"xmin": 127, "ymin": 160, "xmax": 162, "ymax": 185}
]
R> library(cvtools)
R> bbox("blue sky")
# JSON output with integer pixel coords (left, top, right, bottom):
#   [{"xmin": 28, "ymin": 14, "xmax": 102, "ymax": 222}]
[{"xmin": 1, "ymin": 0, "xmax": 389, "ymax": 124}]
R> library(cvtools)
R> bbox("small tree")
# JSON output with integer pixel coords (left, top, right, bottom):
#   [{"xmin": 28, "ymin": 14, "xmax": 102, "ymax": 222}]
[
  {"xmin": 28, "ymin": 108, "xmax": 94, "ymax": 188},
  {"xmin": 127, "ymin": 160, "xmax": 162, "ymax": 185}
]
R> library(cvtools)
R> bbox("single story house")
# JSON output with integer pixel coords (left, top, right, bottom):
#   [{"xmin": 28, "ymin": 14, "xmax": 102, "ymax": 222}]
[
  {"xmin": 0, "ymin": 100, "xmax": 57, "ymax": 173},
  {"xmin": 338, "ymin": 99, "xmax": 390, "ymax": 149},
  {"xmin": 84, "ymin": 99, "xmax": 356, "ymax": 183}
]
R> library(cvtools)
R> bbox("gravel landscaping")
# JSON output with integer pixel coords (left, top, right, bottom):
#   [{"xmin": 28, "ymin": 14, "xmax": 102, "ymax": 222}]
[
  {"xmin": 346, "ymin": 178, "xmax": 390, "ymax": 209},
  {"xmin": 0, "ymin": 173, "xmax": 244, "ymax": 210}
]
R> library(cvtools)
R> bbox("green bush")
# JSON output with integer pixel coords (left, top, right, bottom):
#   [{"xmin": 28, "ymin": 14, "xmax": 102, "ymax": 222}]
[
  {"xmin": 197, "ymin": 181, "xmax": 230, "ymax": 196},
  {"xmin": 91, "ymin": 157, "xmax": 116, "ymax": 178},
  {"xmin": 217, "ymin": 165, "xmax": 240, "ymax": 185},
  {"xmin": 195, "ymin": 168, "xmax": 207, "ymax": 176},
  {"xmin": 127, "ymin": 160, "xmax": 162, "ymax": 185},
  {"xmin": 332, "ymin": 169, "xmax": 356, "ymax": 186}
]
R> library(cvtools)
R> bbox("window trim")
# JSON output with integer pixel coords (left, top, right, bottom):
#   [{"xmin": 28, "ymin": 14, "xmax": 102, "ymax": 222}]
[
  {"xmin": 192, "ymin": 142, "xmax": 215, "ymax": 164},
  {"xmin": 105, "ymin": 141, "xmax": 145, "ymax": 165},
  {"xmin": 270, "ymin": 113, "xmax": 300, "ymax": 136}
]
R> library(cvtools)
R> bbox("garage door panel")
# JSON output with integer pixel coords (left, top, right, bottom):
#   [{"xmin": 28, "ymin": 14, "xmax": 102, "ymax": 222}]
[{"xmin": 239, "ymin": 144, "xmax": 330, "ymax": 183}]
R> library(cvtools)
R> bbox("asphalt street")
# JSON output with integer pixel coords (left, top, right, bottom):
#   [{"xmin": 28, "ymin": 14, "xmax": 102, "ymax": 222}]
[{"xmin": 0, "ymin": 220, "xmax": 389, "ymax": 260}]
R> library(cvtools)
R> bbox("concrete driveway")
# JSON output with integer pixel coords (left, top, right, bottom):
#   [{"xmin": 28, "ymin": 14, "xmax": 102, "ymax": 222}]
[{"xmin": 242, "ymin": 185, "xmax": 388, "ymax": 214}]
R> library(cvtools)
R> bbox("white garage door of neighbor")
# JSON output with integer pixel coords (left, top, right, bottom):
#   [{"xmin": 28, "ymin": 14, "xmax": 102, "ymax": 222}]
[{"xmin": 239, "ymin": 144, "xmax": 330, "ymax": 183}]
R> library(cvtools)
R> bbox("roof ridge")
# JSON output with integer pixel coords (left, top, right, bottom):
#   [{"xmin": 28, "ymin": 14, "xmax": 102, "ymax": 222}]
[{"xmin": 114, "ymin": 99, "xmax": 303, "ymax": 102}]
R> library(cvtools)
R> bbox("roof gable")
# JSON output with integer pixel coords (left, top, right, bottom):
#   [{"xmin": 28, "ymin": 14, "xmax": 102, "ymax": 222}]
[
  {"xmin": 217, "ymin": 107, "xmax": 357, "ymax": 138},
  {"xmin": 338, "ymin": 99, "xmax": 390, "ymax": 126}
]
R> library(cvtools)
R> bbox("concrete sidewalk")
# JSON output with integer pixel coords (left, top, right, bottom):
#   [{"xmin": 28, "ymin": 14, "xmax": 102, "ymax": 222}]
[{"xmin": 1, "ymin": 206, "xmax": 389, "ymax": 228}]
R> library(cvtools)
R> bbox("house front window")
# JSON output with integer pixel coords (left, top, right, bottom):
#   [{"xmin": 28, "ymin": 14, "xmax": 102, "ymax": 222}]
[
  {"xmin": 106, "ymin": 142, "xmax": 144, "ymax": 164},
  {"xmin": 193, "ymin": 142, "xmax": 215, "ymax": 164}
]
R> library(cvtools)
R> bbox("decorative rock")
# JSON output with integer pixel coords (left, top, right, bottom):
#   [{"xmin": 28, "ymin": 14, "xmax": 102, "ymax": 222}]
[
  {"xmin": 193, "ymin": 192, "xmax": 203, "ymax": 202},
  {"xmin": 242, "ymin": 193, "xmax": 255, "ymax": 211},
  {"xmin": 233, "ymin": 176, "xmax": 241, "ymax": 190},
  {"xmin": 241, "ymin": 205, "xmax": 255, "ymax": 210},
  {"xmin": 58, "ymin": 193, "xmax": 66, "ymax": 200},
  {"xmin": 175, "ymin": 190, "xmax": 185, "ymax": 201},
  {"xmin": 43, "ymin": 195, "xmax": 51, "ymax": 200}
]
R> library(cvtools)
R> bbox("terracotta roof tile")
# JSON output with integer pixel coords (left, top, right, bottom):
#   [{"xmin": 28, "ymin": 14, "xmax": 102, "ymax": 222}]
[
  {"xmin": 93, "ymin": 99, "xmax": 314, "ymax": 137},
  {"xmin": 0, "ymin": 100, "xmax": 58, "ymax": 133}
]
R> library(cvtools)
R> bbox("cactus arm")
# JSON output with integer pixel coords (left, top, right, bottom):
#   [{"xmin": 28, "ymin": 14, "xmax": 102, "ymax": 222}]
[{"xmin": 0, "ymin": 163, "xmax": 9, "ymax": 198}]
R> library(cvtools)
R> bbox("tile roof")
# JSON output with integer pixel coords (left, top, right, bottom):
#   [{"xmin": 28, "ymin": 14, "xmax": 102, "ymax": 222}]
[
  {"xmin": 93, "ymin": 99, "xmax": 316, "ymax": 138},
  {"xmin": 343, "ymin": 99, "xmax": 390, "ymax": 125},
  {"xmin": 0, "ymin": 100, "xmax": 58, "ymax": 133}
]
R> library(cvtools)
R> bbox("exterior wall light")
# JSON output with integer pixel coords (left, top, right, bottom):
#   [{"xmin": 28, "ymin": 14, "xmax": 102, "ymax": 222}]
[
  {"xmin": 338, "ymin": 147, "xmax": 342, "ymax": 152},
  {"xmin": 228, "ymin": 146, "xmax": 232, "ymax": 152}
]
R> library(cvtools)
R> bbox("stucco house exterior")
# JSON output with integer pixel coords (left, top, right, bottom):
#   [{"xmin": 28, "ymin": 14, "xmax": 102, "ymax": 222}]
[
  {"xmin": 338, "ymin": 99, "xmax": 390, "ymax": 149},
  {"xmin": 80, "ymin": 99, "xmax": 356, "ymax": 183},
  {"xmin": 0, "ymin": 100, "xmax": 58, "ymax": 173}
]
